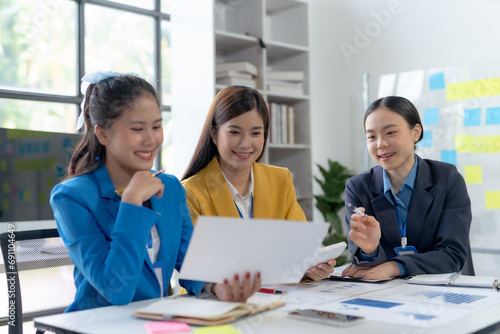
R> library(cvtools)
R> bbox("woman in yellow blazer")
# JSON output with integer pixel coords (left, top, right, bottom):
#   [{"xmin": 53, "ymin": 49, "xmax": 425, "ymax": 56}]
[{"xmin": 182, "ymin": 85, "xmax": 334, "ymax": 281}]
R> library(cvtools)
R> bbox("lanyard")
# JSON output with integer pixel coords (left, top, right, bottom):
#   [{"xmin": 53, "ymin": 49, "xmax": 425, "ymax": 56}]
[
  {"xmin": 391, "ymin": 194, "xmax": 408, "ymax": 249},
  {"xmin": 235, "ymin": 195, "xmax": 253, "ymax": 219}
]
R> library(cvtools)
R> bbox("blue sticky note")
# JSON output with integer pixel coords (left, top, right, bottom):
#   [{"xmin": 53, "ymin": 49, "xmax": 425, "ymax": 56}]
[
  {"xmin": 423, "ymin": 108, "xmax": 439, "ymax": 125},
  {"xmin": 441, "ymin": 150, "xmax": 457, "ymax": 166},
  {"xmin": 429, "ymin": 72, "xmax": 445, "ymax": 90},
  {"xmin": 464, "ymin": 108, "xmax": 481, "ymax": 126},
  {"xmin": 420, "ymin": 130, "xmax": 433, "ymax": 148},
  {"xmin": 486, "ymin": 107, "xmax": 500, "ymax": 125}
]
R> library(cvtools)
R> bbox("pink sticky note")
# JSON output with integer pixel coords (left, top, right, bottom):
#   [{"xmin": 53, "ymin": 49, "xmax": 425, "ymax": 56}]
[{"xmin": 144, "ymin": 321, "xmax": 191, "ymax": 334}]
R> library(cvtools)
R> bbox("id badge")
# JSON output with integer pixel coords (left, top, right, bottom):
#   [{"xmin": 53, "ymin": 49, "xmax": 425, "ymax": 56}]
[{"xmin": 394, "ymin": 245, "xmax": 418, "ymax": 256}]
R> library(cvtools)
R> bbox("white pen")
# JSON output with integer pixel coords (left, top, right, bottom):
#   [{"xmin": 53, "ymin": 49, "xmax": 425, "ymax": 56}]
[{"xmin": 347, "ymin": 202, "xmax": 366, "ymax": 218}]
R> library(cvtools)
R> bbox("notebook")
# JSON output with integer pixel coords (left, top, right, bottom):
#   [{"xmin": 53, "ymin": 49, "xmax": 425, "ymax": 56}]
[
  {"xmin": 133, "ymin": 295, "xmax": 285, "ymax": 326},
  {"xmin": 408, "ymin": 272, "xmax": 499, "ymax": 289}
]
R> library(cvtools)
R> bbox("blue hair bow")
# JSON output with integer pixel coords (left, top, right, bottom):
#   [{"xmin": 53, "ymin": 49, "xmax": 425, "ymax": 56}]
[{"xmin": 81, "ymin": 70, "xmax": 139, "ymax": 84}]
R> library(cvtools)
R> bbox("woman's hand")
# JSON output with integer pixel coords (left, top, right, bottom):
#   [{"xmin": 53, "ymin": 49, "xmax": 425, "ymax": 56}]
[
  {"xmin": 121, "ymin": 171, "xmax": 164, "ymax": 206},
  {"xmin": 212, "ymin": 272, "xmax": 261, "ymax": 302},
  {"xmin": 305, "ymin": 259, "xmax": 336, "ymax": 281},
  {"xmin": 341, "ymin": 262, "xmax": 400, "ymax": 280},
  {"xmin": 348, "ymin": 208, "xmax": 381, "ymax": 255}
]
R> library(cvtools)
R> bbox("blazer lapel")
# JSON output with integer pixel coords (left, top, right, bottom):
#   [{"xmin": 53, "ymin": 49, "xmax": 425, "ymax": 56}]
[
  {"xmin": 205, "ymin": 158, "xmax": 240, "ymax": 217},
  {"xmin": 94, "ymin": 165, "xmax": 120, "ymax": 238},
  {"xmin": 252, "ymin": 163, "xmax": 272, "ymax": 219},
  {"xmin": 406, "ymin": 157, "xmax": 434, "ymax": 244},
  {"xmin": 370, "ymin": 166, "xmax": 401, "ymax": 247}
]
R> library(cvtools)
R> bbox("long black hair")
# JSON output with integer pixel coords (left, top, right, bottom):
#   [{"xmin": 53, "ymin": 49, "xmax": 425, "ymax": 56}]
[
  {"xmin": 182, "ymin": 85, "xmax": 269, "ymax": 181},
  {"xmin": 67, "ymin": 75, "xmax": 160, "ymax": 179}
]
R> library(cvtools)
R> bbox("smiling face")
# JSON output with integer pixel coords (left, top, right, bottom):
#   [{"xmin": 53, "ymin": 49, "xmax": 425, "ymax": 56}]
[
  {"xmin": 365, "ymin": 107, "xmax": 422, "ymax": 178},
  {"xmin": 95, "ymin": 93, "xmax": 163, "ymax": 183},
  {"xmin": 211, "ymin": 108, "xmax": 265, "ymax": 177}
]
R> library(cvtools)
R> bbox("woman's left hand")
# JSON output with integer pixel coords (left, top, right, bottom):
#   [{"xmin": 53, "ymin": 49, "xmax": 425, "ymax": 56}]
[
  {"xmin": 306, "ymin": 259, "xmax": 336, "ymax": 281},
  {"xmin": 212, "ymin": 272, "xmax": 261, "ymax": 302}
]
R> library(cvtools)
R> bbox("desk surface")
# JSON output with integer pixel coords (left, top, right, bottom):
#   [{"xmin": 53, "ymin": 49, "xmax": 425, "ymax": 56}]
[{"xmin": 34, "ymin": 280, "xmax": 500, "ymax": 334}]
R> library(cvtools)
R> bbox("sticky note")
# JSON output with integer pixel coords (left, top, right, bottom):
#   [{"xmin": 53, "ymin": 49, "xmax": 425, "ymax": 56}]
[
  {"xmin": 18, "ymin": 189, "xmax": 24, "ymax": 201},
  {"xmin": 487, "ymin": 136, "xmax": 500, "ymax": 153},
  {"xmin": 455, "ymin": 135, "xmax": 472, "ymax": 152},
  {"xmin": 24, "ymin": 190, "xmax": 31, "ymax": 202},
  {"xmin": 419, "ymin": 130, "xmax": 433, "ymax": 148},
  {"xmin": 144, "ymin": 321, "xmax": 191, "ymax": 334},
  {"xmin": 38, "ymin": 193, "xmax": 46, "ymax": 205},
  {"xmin": 471, "ymin": 136, "xmax": 488, "ymax": 153},
  {"xmin": 429, "ymin": 72, "xmax": 445, "ymax": 90},
  {"xmin": 46, "ymin": 177, "xmax": 55, "ymax": 189},
  {"xmin": 464, "ymin": 166, "xmax": 482, "ymax": 184},
  {"xmin": 441, "ymin": 150, "xmax": 457, "ymax": 165},
  {"xmin": 2, "ymin": 182, "xmax": 8, "ymax": 194},
  {"xmin": 0, "ymin": 159, "xmax": 6, "ymax": 172},
  {"xmin": 485, "ymin": 107, "xmax": 500, "ymax": 125},
  {"xmin": 485, "ymin": 191, "xmax": 500, "ymax": 209},
  {"xmin": 423, "ymin": 108, "xmax": 439, "ymax": 125},
  {"xmin": 193, "ymin": 325, "xmax": 241, "ymax": 334},
  {"xmin": 2, "ymin": 198, "xmax": 8, "ymax": 211},
  {"xmin": 447, "ymin": 77, "xmax": 500, "ymax": 100},
  {"xmin": 464, "ymin": 108, "xmax": 481, "ymax": 126}
]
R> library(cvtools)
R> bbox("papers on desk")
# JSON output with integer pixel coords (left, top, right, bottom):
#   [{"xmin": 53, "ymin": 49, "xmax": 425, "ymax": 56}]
[
  {"xmin": 133, "ymin": 295, "xmax": 285, "ymax": 326},
  {"xmin": 408, "ymin": 272, "xmax": 499, "ymax": 289},
  {"xmin": 179, "ymin": 216, "xmax": 329, "ymax": 284}
]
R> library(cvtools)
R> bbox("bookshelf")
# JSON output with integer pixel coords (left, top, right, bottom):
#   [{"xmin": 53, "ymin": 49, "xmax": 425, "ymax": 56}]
[{"xmin": 213, "ymin": 0, "xmax": 313, "ymax": 219}]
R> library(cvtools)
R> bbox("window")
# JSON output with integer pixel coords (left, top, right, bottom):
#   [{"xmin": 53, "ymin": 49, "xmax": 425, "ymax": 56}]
[{"xmin": 0, "ymin": 0, "xmax": 172, "ymax": 169}]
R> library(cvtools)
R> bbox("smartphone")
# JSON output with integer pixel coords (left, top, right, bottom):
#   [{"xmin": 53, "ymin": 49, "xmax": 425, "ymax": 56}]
[{"xmin": 288, "ymin": 309, "xmax": 365, "ymax": 327}]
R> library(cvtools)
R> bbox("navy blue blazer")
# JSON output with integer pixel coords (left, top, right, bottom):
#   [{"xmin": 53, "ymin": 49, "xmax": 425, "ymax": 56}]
[
  {"xmin": 50, "ymin": 164, "xmax": 204, "ymax": 312},
  {"xmin": 344, "ymin": 156, "xmax": 472, "ymax": 276}
]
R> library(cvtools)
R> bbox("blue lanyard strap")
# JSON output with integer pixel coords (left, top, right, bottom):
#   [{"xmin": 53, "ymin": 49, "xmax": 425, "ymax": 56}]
[
  {"xmin": 391, "ymin": 194, "xmax": 408, "ymax": 248},
  {"xmin": 235, "ymin": 195, "xmax": 253, "ymax": 219}
]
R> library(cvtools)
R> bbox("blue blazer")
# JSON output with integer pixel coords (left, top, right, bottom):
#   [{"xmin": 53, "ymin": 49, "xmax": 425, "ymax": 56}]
[
  {"xmin": 50, "ymin": 164, "xmax": 204, "ymax": 312},
  {"xmin": 344, "ymin": 156, "xmax": 472, "ymax": 276}
]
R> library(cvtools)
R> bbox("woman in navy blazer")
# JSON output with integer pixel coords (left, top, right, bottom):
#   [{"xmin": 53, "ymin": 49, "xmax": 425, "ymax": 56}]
[
  {"xmin": 342, "ymin": 96, "xmax": 472, "ymax": 280},
  {"xmin": 50, "ymin": 72, "xmax": 260, "ymax": 312}
]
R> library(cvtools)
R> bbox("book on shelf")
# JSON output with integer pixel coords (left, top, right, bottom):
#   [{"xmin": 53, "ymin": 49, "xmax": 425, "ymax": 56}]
[
  {"xmin": 408, "ymin": 272, "xmax": 499, "ymax": 290},
  {"xmin": 133, "ymin": 295, "xmax": 285, "ymax": 326},
  {"xmin": 216, "ymin": 70, "xmax": 253, "ymax": 80},
  {"xmin": 267, "ymin": 70, "xmax": 304, "ymax": 82},
  {"xmin": 267, "ymin": 83, "xmax": 304, "ymax": 96},
  {"xmin": 269, "ymin": 102, "xmax": 296, "ymax": 144},
  {"xmin": 217, "ymin": 77, "xmax": 257, "ymax": 88},
  {"xmin": 215, "ymin": 61, "xmax": 258, "ymax": 76}
]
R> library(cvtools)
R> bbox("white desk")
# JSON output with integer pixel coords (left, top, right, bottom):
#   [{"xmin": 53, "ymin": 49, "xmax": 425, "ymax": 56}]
[{"xmin": 34, "ymin": 280, "xmax": 500, "ymax": 334}]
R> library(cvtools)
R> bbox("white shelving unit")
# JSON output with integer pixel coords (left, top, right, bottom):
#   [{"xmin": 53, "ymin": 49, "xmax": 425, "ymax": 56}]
[{"xmin": 213, "ymin": 0, "xmax": 313, "ymax": 219}]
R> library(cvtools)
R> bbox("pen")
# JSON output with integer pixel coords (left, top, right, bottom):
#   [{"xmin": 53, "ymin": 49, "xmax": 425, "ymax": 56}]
[
  {"xmin": 115, "ymin": 169, "xmax": 166, "ymax": 195},
  {"xmin": 347, "ymin": 202, "xmax": 366, "ymax": 218},
  {"xmin": 259, "ymin": 288, "xmax": 287, "ymax": 295}
]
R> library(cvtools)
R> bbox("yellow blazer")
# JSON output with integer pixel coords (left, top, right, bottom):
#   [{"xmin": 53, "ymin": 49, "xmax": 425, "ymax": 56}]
[{"xmin": 182, "ymin": 157, "xmax": 306, "ymax": 225}]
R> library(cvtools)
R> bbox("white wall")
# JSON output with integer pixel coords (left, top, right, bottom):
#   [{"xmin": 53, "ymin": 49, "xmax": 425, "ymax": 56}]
[{"xmin": 309, "ymin": 0, "xmax": 500, "ymax": 275}]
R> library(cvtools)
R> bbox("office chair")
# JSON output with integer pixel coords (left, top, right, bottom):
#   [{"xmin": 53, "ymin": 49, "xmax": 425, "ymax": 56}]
[{"xmin": 0, "ymin": 228, "xmax": 75, "ymax": 334}]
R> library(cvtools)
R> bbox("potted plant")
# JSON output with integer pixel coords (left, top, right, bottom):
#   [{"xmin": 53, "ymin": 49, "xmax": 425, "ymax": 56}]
[{"xmin": 314, "ymin": 159, "xmax": 354, "ymax": 265}]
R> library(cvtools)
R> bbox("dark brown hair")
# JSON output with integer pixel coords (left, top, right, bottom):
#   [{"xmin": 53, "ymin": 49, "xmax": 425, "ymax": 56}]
[
  {"xmin": 67, "ymin": 75, "xmax": 160, "ymax": 179},
  {"xmin": 182, "ymin": 85, "xmax": 269, "ymax": 180}
]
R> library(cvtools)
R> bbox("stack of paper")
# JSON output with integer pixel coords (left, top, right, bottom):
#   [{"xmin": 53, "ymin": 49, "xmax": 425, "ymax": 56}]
[
  {"xmin": 267, "ymin": 70, "xmax": 304, "ymax": 96},
  {"xmin": 216, "ymin": 61, "xmax": 258, "ymax": 88}
]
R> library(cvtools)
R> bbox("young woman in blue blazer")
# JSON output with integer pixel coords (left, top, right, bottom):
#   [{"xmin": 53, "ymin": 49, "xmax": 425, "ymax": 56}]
[
  {"xmin": 342, "ymin": 96, "xmax": 472, "ymax": 280},
  {"xmin": 50, "ymin": 72, "xmax": 260, "ymax": 312}
]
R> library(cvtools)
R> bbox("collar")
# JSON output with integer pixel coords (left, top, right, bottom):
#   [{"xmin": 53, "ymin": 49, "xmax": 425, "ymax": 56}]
[
  {"xmin": 221, "ymin": 165, "xmax": 254, "ymax": 201},
  {"xmin": 383, "ymin": 154, "xmax": 418, "ymax": 196}
]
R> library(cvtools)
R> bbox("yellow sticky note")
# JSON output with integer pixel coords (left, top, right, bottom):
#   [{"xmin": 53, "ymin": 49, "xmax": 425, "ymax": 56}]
[
  {"xmin": 2, "ymin": 198, "xmax": 9, "ymax": 211},
  {"xmin": 2, "ymin": 182, "xmax": 9, "ymax": 195},
  {"xmin": 0, "ymin": 159, "xmax": 6, "ymax": 172},
  {"xmin": 38, "ymin": 193, "xmax": 46, "ymax": 205},
  {"xmin": 24, "ymin": 190, "xmax": 31, "ymax": 202},
  {"xmin": 455, "ymin": 135, "xmax": 471, "ymax": 152},
  {"xmin": 487, "ymin": 135, "xmax": 500, "ymax": 153},
  {"xmin": 46, "ymin": 176, "xmax": 55, "ymax": 189},
  {"xmin": 485, "ymin": 191, "xmax": 500, "ymax": 209},
  {"xmin": 447, "ymin": 78, "xmax": 500, "ymax": 100},
  {"xmin": 464, "ymin": 166, "xmax": 482, "ymax": 184},
  {"xmin": 193, "ymin": 325, "xmax": 241, "ymax": 334},
  {"xmin": 471, "ymin": 136, "xmax": 488, "ymax": 154}
]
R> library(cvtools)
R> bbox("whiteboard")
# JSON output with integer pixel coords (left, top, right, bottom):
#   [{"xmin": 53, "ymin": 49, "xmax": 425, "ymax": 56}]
[{"xmin": 374, "ymin": 62, "xmax": 500, "ymax": 276}]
